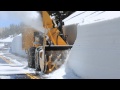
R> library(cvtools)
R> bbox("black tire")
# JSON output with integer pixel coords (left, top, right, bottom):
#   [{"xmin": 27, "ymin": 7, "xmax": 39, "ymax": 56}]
[
  {"xmin": 35, "ymin": 50, "xmax": 41, "ymax": 71},
  {"xmin": 28, "ymin": 47, "xmax": 36, "ymax": 68}
]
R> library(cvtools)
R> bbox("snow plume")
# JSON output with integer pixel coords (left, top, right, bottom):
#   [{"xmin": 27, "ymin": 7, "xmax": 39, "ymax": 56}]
[{"xmin": 0, "ymin": 11, "xmax": 45, "ymax": 33}]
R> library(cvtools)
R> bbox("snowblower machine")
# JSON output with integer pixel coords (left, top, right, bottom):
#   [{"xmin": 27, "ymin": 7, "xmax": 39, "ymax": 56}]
[{"xmin": 22, "ymin": 11, "xmax": 75, "ymax": 74}]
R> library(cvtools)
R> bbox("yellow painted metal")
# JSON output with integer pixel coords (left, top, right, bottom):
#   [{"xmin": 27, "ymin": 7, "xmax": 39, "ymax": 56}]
[
  {"xmin": 41, "ymin": 11, "xmax": 53, "ymax": 29},
  {"xmin": 22, "ymin": 11, "xmax": 67, "ymax": 51},
  {"xmin": 47, "ymin": 28, "xmax": 67, "ymax": 45},
  {"xmin": 41, "ymin": 11, "xmax": 67, "ymax": 45}
]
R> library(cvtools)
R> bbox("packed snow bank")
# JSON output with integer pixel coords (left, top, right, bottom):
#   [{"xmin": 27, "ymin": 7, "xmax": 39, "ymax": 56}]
[
  {"xmin": 10, "ymin": 34, "xmax": 27, "ymax": 58},
  {"xmin": 67, "ymin": 17, "xmax": 120, "ymax": 79},
  {"xmin": 0, "ymin": 36, "xmax": 14, "ymax": 49},
  {"xmin": 63, "ymin": 11, "xmax": 120, "ymax": 26},
  {"xmin": 0, "ymin": 36, "xmax": 13, "ymax": 42}
]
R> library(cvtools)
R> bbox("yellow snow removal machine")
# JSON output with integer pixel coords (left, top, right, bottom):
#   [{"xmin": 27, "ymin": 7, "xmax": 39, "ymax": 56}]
[{"xmin": 22, "ymin": 11, "xmax": 76, "ymax": 74}]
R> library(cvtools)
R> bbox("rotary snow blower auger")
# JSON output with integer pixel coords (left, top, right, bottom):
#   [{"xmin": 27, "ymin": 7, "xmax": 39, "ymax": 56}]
[{"xmin": 22, "ymin": 11, "xmax": 73, "ymax": 74}]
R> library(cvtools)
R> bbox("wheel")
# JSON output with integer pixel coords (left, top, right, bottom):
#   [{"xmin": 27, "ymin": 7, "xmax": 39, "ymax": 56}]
[
  {"xmin": 35, "ymin": 49, "xmax": 41, "ymax": 71},
  {"xmin": 38, "ymin": 49, "xmax": 47, "ymax": 73},
  {"xmin": 28, "ymin": 47, "xmax": 36, "ymax": 68}
]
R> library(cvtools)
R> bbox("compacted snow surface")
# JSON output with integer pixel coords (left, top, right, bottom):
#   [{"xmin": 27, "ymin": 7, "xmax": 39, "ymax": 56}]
[{"xmin": 67, "ymin": 17, "xmax": 120, "ymax": 79}]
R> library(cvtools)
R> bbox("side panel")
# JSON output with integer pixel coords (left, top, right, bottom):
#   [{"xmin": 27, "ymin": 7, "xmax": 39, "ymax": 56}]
[
  {"xmin": 41, "ymin": 11, "xmax": 67, "ymax": 45},
  {"xmin": 47, "ymin": 28, "xmax": 67, "ymax": 45},
  {"xmin": 63, "ymin": 24, "xmax": 78, "ymax": 45}
]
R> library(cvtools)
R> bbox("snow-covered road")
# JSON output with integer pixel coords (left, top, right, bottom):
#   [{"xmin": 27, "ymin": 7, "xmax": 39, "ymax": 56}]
[{"xmin": 0, "ymin": 43, "xmax": 38, "ymax": 79}]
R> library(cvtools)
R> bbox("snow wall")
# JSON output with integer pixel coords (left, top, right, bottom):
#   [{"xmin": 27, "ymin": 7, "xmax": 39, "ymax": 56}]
[
  {"xmin": 67, "ymin": 17, "xmax": 120, "ymax": 79},
  {"xmin": 10, "ymin": 34, "xmax": 27, "ymax": 58}
]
